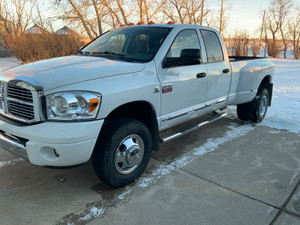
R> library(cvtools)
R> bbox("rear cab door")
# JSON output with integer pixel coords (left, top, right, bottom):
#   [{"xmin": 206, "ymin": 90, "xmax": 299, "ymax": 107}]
[{"xmin": 199, "ymin": 29, "xmax": 232, "ymax": 110}]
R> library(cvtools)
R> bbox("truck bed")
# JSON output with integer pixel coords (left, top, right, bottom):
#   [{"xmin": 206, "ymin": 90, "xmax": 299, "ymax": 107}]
[{"xmin": 229, "ymin": 56, "xmax": 267, "ymax": 61}]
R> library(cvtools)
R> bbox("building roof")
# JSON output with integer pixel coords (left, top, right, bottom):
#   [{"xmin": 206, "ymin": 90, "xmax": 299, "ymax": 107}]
[
  {"xmin": 24, "ymin": 24, "xmax": 47, "ymax": 34},
  {"xmin": 54, "ymin": 26, "xmax": 78, "ymax": 36}
]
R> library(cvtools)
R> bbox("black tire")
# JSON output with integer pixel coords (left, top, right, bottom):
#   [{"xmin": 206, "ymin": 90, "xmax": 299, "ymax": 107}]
[
  {"xmin": 237, "ymin": 88, "xmax": 270, "ymax": 123},
  {"xmin": 92, "ymin": 118, "xmax": 152, "ymax": 187},
  {"xmin": 237, "ymin": 102, "xmax": 251, "ymax": 121},
  {"xmin": 250, "ymin": 88, "xmax": 269, "ymax": 123}
]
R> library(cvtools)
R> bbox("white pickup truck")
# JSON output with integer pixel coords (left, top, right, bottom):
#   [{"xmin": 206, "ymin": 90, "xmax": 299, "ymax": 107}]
[{"xmin": 0, "ymin": 24, "xmax": 274, "ymax": 187}]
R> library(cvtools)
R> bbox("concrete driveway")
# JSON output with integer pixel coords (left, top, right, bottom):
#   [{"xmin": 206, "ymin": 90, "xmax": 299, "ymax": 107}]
[{"xmin": 1, "ymin": 115, "xmax": 300, "ymax": 225}]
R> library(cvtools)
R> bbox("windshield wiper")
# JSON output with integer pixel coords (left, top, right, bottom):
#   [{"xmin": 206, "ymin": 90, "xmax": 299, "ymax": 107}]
[
  {"xmin": 76, "ymin": 50, "xmax": 91, "ymax": 56},
  {"xmin": 91, "ymin": 51, "xmax": 133, "ymax": 62}
]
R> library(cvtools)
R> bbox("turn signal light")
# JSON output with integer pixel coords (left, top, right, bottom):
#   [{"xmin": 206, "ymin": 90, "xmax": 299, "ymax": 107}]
[{"xmin": 88, "ymin": 98, "xmax": 100, "ymax": 112}]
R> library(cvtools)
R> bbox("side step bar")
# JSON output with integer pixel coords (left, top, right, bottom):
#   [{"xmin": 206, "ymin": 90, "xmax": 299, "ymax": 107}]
[{"xmin": 160, "ymin": 112, "xmax": 228, "ymax": 143}]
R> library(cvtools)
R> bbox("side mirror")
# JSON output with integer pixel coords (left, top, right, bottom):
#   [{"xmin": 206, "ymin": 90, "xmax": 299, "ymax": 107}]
[
  {"xmin": 163, "ymin": 48, "xmax": 201, "ymax": 68},
  {"xmin": 180, "ymin": 49, "xmax": 200, "ymax": 59}
]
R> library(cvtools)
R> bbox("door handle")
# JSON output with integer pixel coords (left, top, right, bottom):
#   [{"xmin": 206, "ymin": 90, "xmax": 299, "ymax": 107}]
[
  {"xmin": 196, "ymin": 73, "xmax": 207, "ymax": 78},
  {"xmin": 223, "ymin": 68, "xmax": 230, "ymax": 74}
]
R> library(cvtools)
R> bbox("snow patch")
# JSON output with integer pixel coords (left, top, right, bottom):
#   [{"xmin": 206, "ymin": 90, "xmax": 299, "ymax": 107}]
[
  {"xmin": 139, "ymin": 177, "xmax": 156, "ymax": 188},
  {"xmin": 138, "ymin": 124, "xmax": 254, "ymax": 188},
  {"xmin": 78, "ymin": 207, "xmax": 105, "ymax": 222},
  {"xmin": 118, "ymin": 189, "xmax": 132, "ymax": 200},
  {"xmin": 0, "ymin": 159, "xmax": 23, "ymax": 168},
  {"xmin": 260, "ymin": 59, "xmax": 300, "ymax": 134}
]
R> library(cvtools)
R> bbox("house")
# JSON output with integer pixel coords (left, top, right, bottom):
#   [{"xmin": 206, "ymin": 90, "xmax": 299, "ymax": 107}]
[
  {"xmin": 54, "ymin": 26, "xmax": 78, "ymax": 36},
  {"xmin": 24, "ymin": 24, "xmax": 48, "ymax": 34},
  {"xmin": 55, "ymin": 26, "xmax": 91, "ymax": 45}
]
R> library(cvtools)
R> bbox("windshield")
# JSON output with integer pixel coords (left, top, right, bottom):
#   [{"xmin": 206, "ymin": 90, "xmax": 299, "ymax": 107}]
[{"xmin": 80, "ymin": 26, "xmax": 172, "ymax": 62}]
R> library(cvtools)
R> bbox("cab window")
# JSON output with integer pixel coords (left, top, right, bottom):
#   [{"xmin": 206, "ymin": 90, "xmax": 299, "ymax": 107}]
[
  {"xmin": 200, "ymin": 30, "xmax": 224, "ymax": 63},
  {"xmin": 167, "ymin": 29, "xmax": 201, "ymax": 58}
]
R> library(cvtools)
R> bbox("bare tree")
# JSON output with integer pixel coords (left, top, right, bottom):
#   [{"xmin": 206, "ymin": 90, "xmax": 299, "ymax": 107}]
[
  {"xmin": 232, "ymin": 30, "xmax": 249, "ymax": 56},
  {"xmin": 163, "ymin": 0, "xmax": 209, "ymax": 24},
  {"xmin": 265, "ymin": 0, "xmax": 294, "ymax": 58},
  {"xmin": 0, "ymin": 0, "xmax": 34, "ymax": 37},
  {"xmin": 54, "ymin": 0, "xmax": 109, "ymax": 38},
  {"xmin": 277, "ymin": 0, "xmax": 294, "ymax": 58},
  {"xmin": 163, "ymin": 0, "xmax": 187, "ymax": 23},
  {"xmin": 288, "ymin": 9, "xmax": 300, "ymax": 58},
  {"xmin": 92, "ymin": 0, "xmax": 104, "ymax": 35},
  {"xmin": 102, "ymin": 0, "xmax": 131, "ymax": 27},
  {"xmin": 135, "ymin": 0, "xmax": 167, "ymax": 23},
  {"xmin": 250, "ymin": 40, "xmax": 261, "ymax": 57}
]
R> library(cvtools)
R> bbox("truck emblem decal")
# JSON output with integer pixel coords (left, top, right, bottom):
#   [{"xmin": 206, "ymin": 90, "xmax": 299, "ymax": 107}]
[{"xmin": 162, "ymin": 84, "xmax": 173, "ymax": 94}]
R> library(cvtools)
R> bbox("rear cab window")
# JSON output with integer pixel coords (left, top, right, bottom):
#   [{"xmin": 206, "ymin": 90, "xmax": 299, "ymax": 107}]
[{"xmin": 200, "ymin": 30, "xmax": 224, "ymax": 63}]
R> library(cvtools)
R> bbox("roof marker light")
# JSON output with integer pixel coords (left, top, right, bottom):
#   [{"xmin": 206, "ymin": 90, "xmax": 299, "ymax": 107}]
[
  {"xmin": 128, "ymin": 22, "xmax": 135, "ymax": 26},
  {"xmin": 137, "ymin": 21, "xmax": 144, "ymax": 25},
  {"xmin": 148, "ymin": 21, "xmax": 155, "ymax": 24},
  {"xmin": 167, "ymin": 21, "xmax": 174, "ymax": 24}
]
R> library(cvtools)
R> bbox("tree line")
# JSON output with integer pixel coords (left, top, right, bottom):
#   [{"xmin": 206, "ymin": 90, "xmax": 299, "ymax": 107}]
[{"xmin": 0, "ymin": 0, "xmax": 299, "ymax": 60}]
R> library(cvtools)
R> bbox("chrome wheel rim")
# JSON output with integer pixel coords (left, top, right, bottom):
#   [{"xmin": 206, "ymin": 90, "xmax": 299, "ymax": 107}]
[
  {"xmin": 114, "ymin": 134, "xmax": 144, "ymax": 175},
  {"xmin": 259, "ymin": 95, "xmax": 268, "ymax": 116}
]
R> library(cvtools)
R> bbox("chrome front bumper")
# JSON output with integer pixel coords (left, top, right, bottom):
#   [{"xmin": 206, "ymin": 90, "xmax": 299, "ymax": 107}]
[{"xmin": 0, "ymin": 131, "xmax": 28, "ymax": 160}]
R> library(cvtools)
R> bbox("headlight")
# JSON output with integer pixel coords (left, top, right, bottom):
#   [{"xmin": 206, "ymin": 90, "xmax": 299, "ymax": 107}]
[{"xmin": 46, "ymin": 92, "xmax": 101, "ymax": 121}]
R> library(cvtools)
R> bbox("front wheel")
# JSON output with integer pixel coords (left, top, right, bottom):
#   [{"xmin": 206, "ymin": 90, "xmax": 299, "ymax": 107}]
[{"xmin": 92, "ymin": 118, "xmax": 152, "ymax": 187}]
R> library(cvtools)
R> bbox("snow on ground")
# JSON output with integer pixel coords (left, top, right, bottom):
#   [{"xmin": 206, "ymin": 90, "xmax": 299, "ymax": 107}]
[
  {"xmin": 78, "ymin": 207, "xmax": 105, "ymax": 222},
  {"xmin": 138, "ymin": 124, "xmax": 255, "ymax": 188},
  {"xmin": 0, "ymin": 57, "xmax": 21, "ymax": 71},
  {"xmin": 0, "ymin": 159, "xmax": 23, "ymax": 168},
  {"xmin": 260, "ymin": 58, "xmax": 300, "ymax": 134}
]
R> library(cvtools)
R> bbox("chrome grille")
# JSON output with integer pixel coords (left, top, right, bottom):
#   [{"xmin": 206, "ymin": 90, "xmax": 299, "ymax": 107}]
[
  {"xmin": 7, "ymin": 83, "xmax": 34, "ymax": 121},
  {"xmin": 0, "ymin": 80, "xmax": 43, "ymax": 124},
  {"xmin": 7, "ymin": 84, "xmax": 33, "ymax": 102},
  {"xmin": 8, "ymin": 101, "xmax": 34, "ymax": 120}
]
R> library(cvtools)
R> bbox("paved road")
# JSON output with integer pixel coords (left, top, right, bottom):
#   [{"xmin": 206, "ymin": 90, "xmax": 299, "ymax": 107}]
[{"xmin": 1, "ymin": 116, "xmax": 300, "ymax": 225}]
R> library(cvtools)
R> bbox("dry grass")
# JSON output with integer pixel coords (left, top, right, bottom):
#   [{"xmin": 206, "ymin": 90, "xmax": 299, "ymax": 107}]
[{"xmin": 2, "ymin": 33, "xmax": 82, "ymax": 63}]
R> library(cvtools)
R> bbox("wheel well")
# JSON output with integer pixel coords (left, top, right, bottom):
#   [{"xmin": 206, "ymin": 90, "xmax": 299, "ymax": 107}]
[
  {"xmin": 259, "ymin": 75, "xmax": 271, "ymax": 89},
  {"xmin": 259, "ymin": 75, "xmax": 273, "ymax": 106},
  {"xmin": 103, "ymin": 101, "xmax": 160, "ymax": 151}
]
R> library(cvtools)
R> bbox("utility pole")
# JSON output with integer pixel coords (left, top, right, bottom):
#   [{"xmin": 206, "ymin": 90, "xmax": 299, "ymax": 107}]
[
  {"xmin": 260, "ymin": 10, "xmax": 266, "ymax": 57},
  {"xmin": 219, "ymin": 0, "xmax": 224, "ymax": 35},
  {"xmin": 200, "ymin": 0, "xmax": 205, "ymax": 25}
]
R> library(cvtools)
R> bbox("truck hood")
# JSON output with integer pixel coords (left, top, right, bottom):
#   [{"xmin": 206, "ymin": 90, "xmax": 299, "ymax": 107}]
[{"xmin": 1, "ymin": 55, "xmax": 145, "ymax": 91}]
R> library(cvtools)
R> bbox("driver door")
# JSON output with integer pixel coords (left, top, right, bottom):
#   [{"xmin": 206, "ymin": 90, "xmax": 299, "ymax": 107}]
[{"xmin": 157, "ymin": 29, "xmax": 208, "ymax": 130}]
